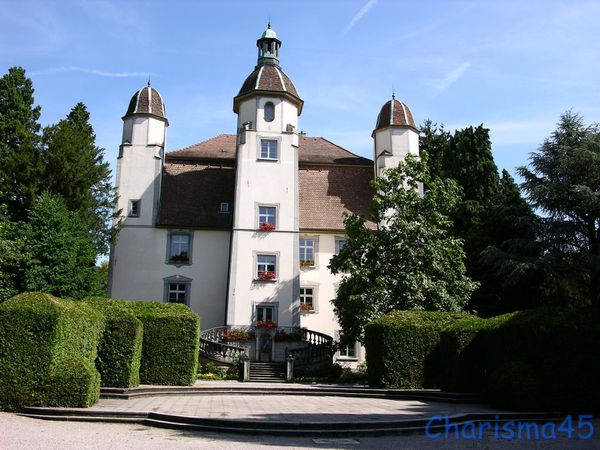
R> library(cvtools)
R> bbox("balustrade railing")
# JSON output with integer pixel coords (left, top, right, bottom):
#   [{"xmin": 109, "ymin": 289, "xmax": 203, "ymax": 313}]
[{"xmin": 200, "ymin": 325, "xmax": 333, "ymax": 366}]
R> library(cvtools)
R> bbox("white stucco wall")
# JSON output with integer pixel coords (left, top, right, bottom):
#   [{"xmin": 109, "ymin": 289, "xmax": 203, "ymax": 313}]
[
  {"xmin": 110, "ymin": 227, "xmax": 230, "ymax": 330},
  {"xmin": 374, "ymin": 127, "xmax": 419, "ymax": 176},
  {"xmin": 298, "ymin": 232, "xmax": 365, "ymax": 367}
]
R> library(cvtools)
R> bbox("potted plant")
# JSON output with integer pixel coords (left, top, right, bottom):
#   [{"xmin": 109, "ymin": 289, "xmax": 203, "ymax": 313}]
[
  {"xmin": 300, "ymin": 302, "xmax": 313, "ymax": 312},
  {"xmin": 300, "ymin": 259, "xmax": 314, "ymax": 268}
]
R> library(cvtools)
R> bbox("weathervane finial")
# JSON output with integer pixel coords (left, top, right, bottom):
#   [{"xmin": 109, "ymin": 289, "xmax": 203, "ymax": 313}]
[
  {"xmin": 268, "ymin": 16, "xmax": 271, "ymax": 28},
  {"xmin": 392, "ymin": 85, "xmax": 395, "ymax": 100},
  {"xmin": 147, "ymin": 75, "xmax": 151, "ymax": 87}
]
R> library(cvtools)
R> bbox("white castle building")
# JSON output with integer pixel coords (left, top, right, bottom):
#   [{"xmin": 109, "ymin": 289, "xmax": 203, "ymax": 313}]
[{"xmin": 109, "ymin": 24, "xmax": 419, "ymax": 370}]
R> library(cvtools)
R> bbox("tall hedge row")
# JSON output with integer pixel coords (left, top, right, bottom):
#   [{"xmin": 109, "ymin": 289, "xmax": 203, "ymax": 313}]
[
  {"xmin": 85, "ymin": 298, "xmax": 143, "ymax": 388},
  {"xmin": 482, "ymin": 306, "xmax": 600, "ymax": 412},
  {"xmin": 0, "ymin": 292, "xmax": 104, "ymax": 410},
  {"xmin": 439, "ymin": 313, "xmax": 515, "ymax": 393},
  {"xmin": 123, "ymin": 301, "xmax": 200, "ymax": 386},
  {"xmin": 364, "ymin": 310, "xmax": 470, "ymax": 388}
]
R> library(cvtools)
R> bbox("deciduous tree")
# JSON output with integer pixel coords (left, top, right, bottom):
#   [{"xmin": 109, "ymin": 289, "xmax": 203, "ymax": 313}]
[{"xmin": 329, "ymin": 156, "xmax": 477, "ymax": 343}]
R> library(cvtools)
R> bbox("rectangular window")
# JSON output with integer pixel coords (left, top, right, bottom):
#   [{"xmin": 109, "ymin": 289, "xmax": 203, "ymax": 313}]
[
  {"xmin": 260, "ymin": 139, "xmax": 278, "ymax": 160},
  {"xmin": 256, "ymin": 305, "xmax": 275, "ymax": 323},
  {"xmin": 337, "ymin": 333, "xmax": 357, "ymax": 359},
  {"xmin": 256, "ymin": 254, "xmax": 277, "ymax": 280},
  {"xmin": 299, "ymin": 239, "xmax": 315, "ymax": 267},
  {"xmin": 129, "ymin": 199, "xmax": 140, "ymax": 217},
  {"xmin": 335, "ymin": 237, "xmax": 346, "ymax": 255},
  {"xmin": 169, "ymin": 233, "xmax": 191, "ymax": 264},
  {"xmin": 219, "ymin": 202, "xmax": 230, "ymax": 213},
  {"xmin": 300, "ymin": 288, "xmax": 314, "ymax": 312},
  {"xmin": 258, "ymin": 206, "xmax": 277, "ymax": 230},
  {"xmin": 168, "ymin": 283, "xmax": 187, "ymax": 304}
]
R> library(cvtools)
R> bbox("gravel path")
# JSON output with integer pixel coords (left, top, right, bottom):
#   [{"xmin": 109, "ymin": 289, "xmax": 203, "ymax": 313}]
[{"xmin": 2, "ymin": 412, "xmax": 599, "ymax": 449}]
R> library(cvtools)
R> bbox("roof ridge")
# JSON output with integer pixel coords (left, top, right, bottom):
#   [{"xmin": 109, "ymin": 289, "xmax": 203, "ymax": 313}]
[
  {"xmin": 168, "ymin": 133, "xmax": 235, "ymax": 155},
  {"xmin": 314, "ymin": 136, "xmax": 372, "ymax": 161}
]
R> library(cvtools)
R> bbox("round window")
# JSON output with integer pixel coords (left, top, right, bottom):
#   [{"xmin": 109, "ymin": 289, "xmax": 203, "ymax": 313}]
[{"xmin": 264, "ymin": 102, "xmax": 275, "ymax": 122}]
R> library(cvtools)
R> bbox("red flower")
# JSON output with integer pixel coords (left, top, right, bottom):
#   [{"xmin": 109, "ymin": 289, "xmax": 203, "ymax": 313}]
[
  {"xmin": 257, "ymin": 320, "xmax": 264, "ymax": 328},
  {"xmin": 258, "ymin": 271, "xmax": 276, "ymax": 281},
  {"xmin": 259, "ymin": 222, "xmax": 275, "ymax": 231}
]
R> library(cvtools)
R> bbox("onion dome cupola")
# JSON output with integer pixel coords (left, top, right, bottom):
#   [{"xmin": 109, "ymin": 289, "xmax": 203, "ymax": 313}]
[
  {"xmin": 233, "ymin": 23, "xmax": 303, "ymax": 115},
  {"xmin": 372, "ymin": 95, "xmax": 417, "ymax": 136},
  {"xmin": 372, "ymin": 94, "xmax": 420, "ymax": 175},
  {"xmin": 123, "ymin": 82, "xmax": 168, "ymax": 125}
]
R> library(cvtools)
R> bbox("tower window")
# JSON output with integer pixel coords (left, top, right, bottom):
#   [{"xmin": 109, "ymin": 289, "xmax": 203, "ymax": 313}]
[
  {"xmin": 264, "ymin": 102, "xmax": 275, "ymax": 122},
  {"xmin": 128, "ymin": 199, "xmax": 141, "ymax": 217},
  {"xmin": 258, "ymin": 205, "xmax": 277, "ymax": 229},
  {"xmin": 256, "ymin": 254, "xmax": 277, "ymax": 281},
  {"xmin": 260, "ymin": 139, "xmax": 278, "ymax": 160}
]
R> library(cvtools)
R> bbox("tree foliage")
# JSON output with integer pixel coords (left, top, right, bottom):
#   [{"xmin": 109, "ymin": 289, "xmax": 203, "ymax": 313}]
[
  {"xmin": 21, "ymin": 192, "xmax": 101, "ymax": 299},
  {"xmin": 420, "ymin": 121, "xmax": 541, "ymax": 314},
  {"xmin": 518, "ymin": 111, "xmax": 600, "ymax": 307},
  {"xmin": 41, "ymin": 102, "xmax": 117, "ymax": 254},
  {"xmin": 329, "ymin": 156, "xmax": 477, "ymax": 343},
  {"xmin": 0, "ymin": 67, "xmax": 43, "ymax": 219},
  {"xmin": 0, "ymin": 202, "xmax": 24, "ymax": 301}
]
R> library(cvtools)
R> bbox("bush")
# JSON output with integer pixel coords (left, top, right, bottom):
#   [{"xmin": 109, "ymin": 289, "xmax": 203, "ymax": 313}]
[
  {"xmin": 0, "ymin": 292, "xmax": 104, "ymax": 410},
  {"xmin": 122, "ymin": 301, "xmax": 200, "ymax": 386},
  {"xmin": 364, "ymin": 310, "xmax": 470, "ymax": 388},
  {"xmin": 85, "ymin": 297, "xmax": 143, "ymax": 388},
  {"xmin": 483, "ymin": 306, "xmax": 600, "ymax": 412},
  {"xmin": 439, "ymin": 313, "xmax": 515, "ymax": 392}
]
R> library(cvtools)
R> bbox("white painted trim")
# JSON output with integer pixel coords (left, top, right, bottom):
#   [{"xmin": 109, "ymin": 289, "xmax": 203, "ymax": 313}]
[
  {"xmin": 274, "ymin": 66, "xmax": 287, "ymax": 92},
  {"xmin": 255, "ymin": 66, "xmax": 265, "ymax": 90}
]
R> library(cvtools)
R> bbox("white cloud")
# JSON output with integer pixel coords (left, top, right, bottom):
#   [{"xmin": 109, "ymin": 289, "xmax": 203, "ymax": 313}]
[
  {"xmin": 434, "ymin": 62, "xmax": 471, "ymax": 93},
  {"xmin": 30, "ymin": 67, "xmax": 150, "ymax": 78},
  {"xmin": 344, "ymin": 0, "xmax": 378, "ymax": 35}
]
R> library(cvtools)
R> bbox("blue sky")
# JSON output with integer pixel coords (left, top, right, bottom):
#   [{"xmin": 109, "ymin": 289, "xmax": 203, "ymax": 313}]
[{"xmin": 2, "ymin": 0, "xmax": 600, "ymax": 181}]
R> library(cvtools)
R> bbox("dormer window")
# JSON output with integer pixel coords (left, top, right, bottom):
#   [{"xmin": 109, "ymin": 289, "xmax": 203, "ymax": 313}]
[
  {"xmin": 264, "ymin": 102, "xmax": 275, "ymax": 122},
  {"xmin": 219, "ymin": 202, "xmax": 230, "ymax": 213}
]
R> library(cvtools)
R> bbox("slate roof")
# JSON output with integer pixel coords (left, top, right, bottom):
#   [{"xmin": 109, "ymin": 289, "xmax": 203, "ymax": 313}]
[{"xmin": 158, "ymin": 134, "xmax": 375, "ymax": 230}]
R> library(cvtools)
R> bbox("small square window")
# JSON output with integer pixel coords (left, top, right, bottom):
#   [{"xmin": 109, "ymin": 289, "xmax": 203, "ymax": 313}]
[
  {"xmin": 168, "ymin": 232, "xmax": 191, "ymax": 264},
  {"xmin": 335, "ymin": 237, "xmax": 346, "ymax": 255},
  {"xmin": 299, "ymin": 239, "xmax": 315, "ymax": 267},
  {"xmin": 256, "ymin": 254, "xmax": 277, "ymax": 281},
  {"xmin": 219, "ymin": 202, "xmax": 230, "ymax": 213},
  {"xmin": 129, "ymin": 199, "xmax": 141, "ymax": 217},
  {"xmin": 258, "ymin": 206, "xmax": 277, "ymax": 230},
  {"xmin": 260, "ymin": 139, "xmax": 278, "ymax": 160},
  {"xmin": 300, "ymin": 287, "xmax": 314, "ymax": 312},
  {"xmin": 168, "ymin": 283, "xmax": 187, "ymax": 304}
]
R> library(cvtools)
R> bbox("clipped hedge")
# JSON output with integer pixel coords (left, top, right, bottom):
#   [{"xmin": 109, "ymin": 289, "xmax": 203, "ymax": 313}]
[
  {"xmin": 365, "ymin": 310, "xmax": 470, "ymax": 388},
  {"xmin": 483, "ymin": 306, "xmax": 600, "ymax": 412},
  {"xmin": 123, "ymin": 301, "xmax": 200, "ymax": 386},
  {"xmin": 85, "ymin": 297, "xmax": 143, "ymax": 388},
  {"xmin": 0, "ymin": 292, "xmax": 104, "ymax": 410},
  {"xmin": 439, "ymin": 313, "xmax": 515, "ymax": 392}
]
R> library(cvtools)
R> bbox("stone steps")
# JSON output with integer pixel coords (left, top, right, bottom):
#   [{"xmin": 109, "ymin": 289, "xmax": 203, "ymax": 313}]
[{"xmin": 248, "ymin": 362, "xmax": 286, "ymax": 382}]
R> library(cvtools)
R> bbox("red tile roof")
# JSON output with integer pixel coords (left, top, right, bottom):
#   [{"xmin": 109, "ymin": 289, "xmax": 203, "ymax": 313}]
[
  {"xmin": 159, "ymin": 135, "xmax": 375, "ymax": 230},
  {"xmin": 168, "ymin": 134, "xmax": 372, "ymax": 166}
]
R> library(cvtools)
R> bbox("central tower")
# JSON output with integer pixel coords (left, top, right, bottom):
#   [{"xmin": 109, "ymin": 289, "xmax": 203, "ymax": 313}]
[{"xmin": 226, "ymin": 24, "xmax": 304, "ymax": 332}]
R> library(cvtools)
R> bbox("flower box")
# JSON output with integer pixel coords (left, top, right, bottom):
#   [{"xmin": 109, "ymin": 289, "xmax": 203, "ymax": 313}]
[
  {"xmin": 300, "ymin": 260, "xmax": 314, "ymax": 268},
  {"xmin": 259, "ymin": 222, "xmax": 276, "ymax": 231},
  {"xmin": 258, "ymin": 271, "xmax": 276, "ymax": 281},
  {"xmin": 300, "ymin": 303, "xmax": 314, "ymax": 312},
  {"xmin": 170, "ymin": 252, "xmax": 189, "ymax": 263},
  {"xmin": 257, "ymin": 319, "xmax": 277, "ymax": 329}
]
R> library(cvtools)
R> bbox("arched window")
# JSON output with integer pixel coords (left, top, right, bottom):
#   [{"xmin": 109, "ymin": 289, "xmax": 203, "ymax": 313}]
[{"xmin": 264, "ymin": 102, "xmax": 275, "ymax": 122}]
